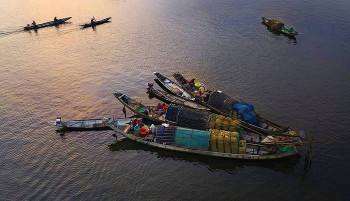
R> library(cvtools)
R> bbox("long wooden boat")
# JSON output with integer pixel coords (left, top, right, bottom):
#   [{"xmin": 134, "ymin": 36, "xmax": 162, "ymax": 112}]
[
  {"xmin": 173, "ymin": 72, "xmax": 291, "ymax": 131},
  {"xmin": 261, "ymin": 17, "xmax": 298, "ymax": 37},
  {"xmin": 24, "ymin": 17, "xmax": 72, "ymax": 31},
  {"xmin": 147, "ymin": 87, "xmax": 209, "ymax": 111},
  {"xmin": 155, "ymin": 72, "xmax": 296, "ymax": 137},
  {"xmin": 113, "ymin": 92, "xmax": 303, "ymax": 146},
  {"xmin": 108, "ymin": 118, "xmax": 298, "ymax": 160},
  {"xmin": 81, "ymin": 17, "xmax": 111, "ymax": 28},
  {"xmin": 54, "ymin": 117, "xmax": 112, "ymax": 131},
  {"xmin": 153, "ymin": 72, "xmax": 196, "ymax": 101}
]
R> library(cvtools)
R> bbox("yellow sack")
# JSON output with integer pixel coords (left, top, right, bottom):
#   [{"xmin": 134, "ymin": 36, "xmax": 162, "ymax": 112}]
[{"xmin": 199, "ymin": 86, "xmax": 205, "ymax": 94}]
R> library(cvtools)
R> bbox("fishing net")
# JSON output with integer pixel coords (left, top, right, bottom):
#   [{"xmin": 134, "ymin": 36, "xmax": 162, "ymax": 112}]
[{"xmin": 207, "ymin": 91, "xmax": 238, "ymax": 114}]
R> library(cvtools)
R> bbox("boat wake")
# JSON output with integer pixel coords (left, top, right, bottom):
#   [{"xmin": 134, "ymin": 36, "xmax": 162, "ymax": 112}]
[{"xmin": 0, "ymin": 28, "xmax": 24, "ymax": 38}]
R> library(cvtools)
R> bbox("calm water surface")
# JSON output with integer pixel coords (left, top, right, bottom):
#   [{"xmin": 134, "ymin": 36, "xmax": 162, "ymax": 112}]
[{"xmin": 1, "ymin": 0, "xmax": 350, "ymax": 200}]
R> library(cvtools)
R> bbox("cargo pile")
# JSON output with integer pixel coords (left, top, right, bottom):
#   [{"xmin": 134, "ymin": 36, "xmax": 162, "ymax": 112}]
[
  {"xmin": 208, "ymin": 115, "xmax": 240, "ymax": 131},
  {"xmin": 209, "ymin": 129, "xmax": 246, "ymax": 154}
]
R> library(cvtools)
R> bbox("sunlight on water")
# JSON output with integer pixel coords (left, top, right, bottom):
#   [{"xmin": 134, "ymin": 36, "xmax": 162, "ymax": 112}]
[{"xmin": 0, "ymin": 0, "xmax": 350, "ymax": 200}]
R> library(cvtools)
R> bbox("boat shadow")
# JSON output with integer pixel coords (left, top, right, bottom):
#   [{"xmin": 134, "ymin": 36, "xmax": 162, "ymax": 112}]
[{"xmin": 108, "ymin": 137, "xmax": 301, "ymax": 175}]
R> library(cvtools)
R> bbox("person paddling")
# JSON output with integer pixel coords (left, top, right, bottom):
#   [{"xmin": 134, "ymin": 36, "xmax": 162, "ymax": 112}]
[
  {"xmin": 32, "ymin": 20, "xmax": 37, "ymax": 29},
  {"xmin": 91, "ymin": 16, "xmax": 96, "ymax": 25}
]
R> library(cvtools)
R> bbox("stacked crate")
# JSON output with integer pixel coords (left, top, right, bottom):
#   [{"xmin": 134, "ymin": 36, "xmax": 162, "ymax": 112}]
[
  {"xmin": 239, "ymin": 139, "xmax": 247, "ymax": 154},
  {"xmin": 230, "ymin": 131, "xmax": 239, "ymax": 154},
  {"xmin": 207, "ymin": 114, "xmax": 240, "ymax": 132},
  {"xmin": 209, "ymin": 129, "xmax": 241, "ymax": 154}
]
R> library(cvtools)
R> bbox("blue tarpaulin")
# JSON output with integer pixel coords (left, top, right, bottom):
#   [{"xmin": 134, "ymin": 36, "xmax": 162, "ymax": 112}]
[{"xmin": 233, "ymin": 102, "xmax": 259, "ymax": 126}]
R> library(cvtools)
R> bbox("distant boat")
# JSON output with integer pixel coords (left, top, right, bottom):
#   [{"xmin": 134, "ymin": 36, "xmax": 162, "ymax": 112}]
[
  {"xmin": 54, "ymin": 117, "xmax": 112, "ymax": 131},
  {"xmin": 261, "ymin": 17, "xmax": 298, "ymax": 37},
  {"xmin": 24, "ymin": 17, "xmax": 72, "ymax": 31},
  {"xmin": 81, "ymin": 17, "xmax": 111, "ymax": 28}
]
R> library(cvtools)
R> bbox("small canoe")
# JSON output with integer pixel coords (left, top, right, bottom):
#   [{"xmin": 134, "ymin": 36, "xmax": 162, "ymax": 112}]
[
  {"xmin": 109, "ymin": 118, "xmax": 298, "ymax": 160},
  {"xmin": 153, "ymin": 72, "xmax": 196, "ymax": 101},
  {"xmin": 147, "ymin": 87, "xmax": 209, "ymax": 111},
  {"xmin": 113, "ymin": 92, "xmax": 303, "ymax": 146},
  {"xmin": 261, "ymin": 17, "xmax": 298, "ymax": 37},
  {"xmin": 81, "ymin": 17, "xmax": 111, "ymax": 28},
  {"xmin": 54, "ymin": 117, "xmax": 112, "ymax": 131},
  {"xmin": 24, "ymin": 17, "xmax": 72, "ymax": 31}
]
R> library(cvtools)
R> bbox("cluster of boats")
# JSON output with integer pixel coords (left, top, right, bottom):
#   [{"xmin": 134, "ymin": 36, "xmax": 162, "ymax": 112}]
[
  {"xmin": 23, "ymin": 16, "xmax": 111, "ymax": 31},
  {"xmin": 55, "ymin": 72, "xmax": 307, "ymax": 160}
]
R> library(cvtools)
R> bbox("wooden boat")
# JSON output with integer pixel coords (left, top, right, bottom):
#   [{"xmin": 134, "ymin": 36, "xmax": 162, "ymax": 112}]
[
  {"xmin": 54, "ymin": 117, "xmax": 112, "ymax": 131},
  {"xmin": 81, "ymin": 17, "xmax": 111, "ymax": 28},
  {"xmin": 153, "ymin": 72, "xmax": 196, "ymax": 101},
  {"xmin": 108, "ymin": 118, "xmax": 298, "ymax": 160},
  {"xmin": 173, "ymin": 72, "xmax": 290, "ymax": 131},
  {"xmin": 261, "ymin": 17, "xmax": 298, "ymax": 37},
  {"xmin": 113, "ymin": 92, "xmax": 172, "ymax": 124},
  {"xmin": 153, "ymin": 72, "xmax": 295, "ymax": 137},
  {"xmin": 113, "ymin": 92, "xmax": 303, "ymax": 146},
  {"xmin": 24, "ymin": 17, "xmax": 72, "ymax": 31},
  {"xmin": 147, "ymin": 86, "xmax": 209, "ymax": 111}
]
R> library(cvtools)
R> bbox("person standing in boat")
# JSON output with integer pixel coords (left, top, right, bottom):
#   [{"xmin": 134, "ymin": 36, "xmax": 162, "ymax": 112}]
[
  {"xmin": 54, "ymin": 17, "xmax": 58, "ymax": 22},
  {"xmin": 32, "ymin": 20, "xmax": 37, "ymax": 27}
]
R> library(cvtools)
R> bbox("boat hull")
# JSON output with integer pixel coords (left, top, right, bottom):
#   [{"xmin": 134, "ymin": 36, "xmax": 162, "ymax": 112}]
[
  {"xmin": 55, "ymin": 118, "xmax": 112, "ymax": 131},
  {"xmin": 81, "ymin": 17, "xmax": 111, "ymax": 28},
  {"xmin": 24, "ymin": 17, "xmax": 72, "ymax": 31},
  {"xmin": 108, "ymin": 119, "xmax": 298, "ymax": 160}
]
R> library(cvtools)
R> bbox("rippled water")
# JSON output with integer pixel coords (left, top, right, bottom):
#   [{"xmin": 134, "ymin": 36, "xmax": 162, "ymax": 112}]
[{"xmin": 1, "ymin": 0, "xmax": 350, "ymax": 200}]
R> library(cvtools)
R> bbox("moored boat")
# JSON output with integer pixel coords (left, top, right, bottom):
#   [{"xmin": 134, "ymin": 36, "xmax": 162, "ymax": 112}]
[
  {"xmin": 172, "ymin": 72, "xmax": 299, "ymax": 135},
  {"xmin": 54, "ymin": 117, "xmax": 112, "ymax": 131},
  {"xmin": 147, "ymin": 86, "xmax": 209, "ymax": 111},
  {"xmin": 24, "ymin": 17, "xmax": 72, "ymax": 31},
  {"xmin": 113, "ymin": 92, "xmax": 303, "ymax": 146},
  {"xmin": 81, "ymin": 17, "xmax": 111, "ymax": 28},
  {"xmin": 108, "ymin": 118, "xmax": 298, "ymax": 160},
  {"xmin": 153, "ymin": 72, "xmax": 196, "ymax": 101},
  {"xmin": 261, "ymin": 17, "xmax": 298, "ymax": 37}
]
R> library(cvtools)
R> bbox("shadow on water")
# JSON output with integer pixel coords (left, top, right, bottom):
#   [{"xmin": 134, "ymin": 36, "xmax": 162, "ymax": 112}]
[{"xmin": 108, "ymin": 137, "xmax": 301, "ymax": 175}]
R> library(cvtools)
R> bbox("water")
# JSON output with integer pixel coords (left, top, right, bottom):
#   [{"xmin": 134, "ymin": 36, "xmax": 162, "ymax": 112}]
[{"xmin": 1, "ymin": 0, "xmax": 350, "ymax": 200}]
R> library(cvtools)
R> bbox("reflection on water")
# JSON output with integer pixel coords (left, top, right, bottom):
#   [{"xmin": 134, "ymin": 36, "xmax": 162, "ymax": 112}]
[{"xmin": 108, "ymin": 138, "xmax": 300, "ymax": 175}]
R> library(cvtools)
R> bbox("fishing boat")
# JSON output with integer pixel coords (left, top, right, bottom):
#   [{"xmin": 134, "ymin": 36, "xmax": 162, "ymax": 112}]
[
  {"xmin": 108, "ymin": 117, "xmax": 298, "ymax": 160},
  {"xmin": 261, "ymin": 17, "xmax": 298, "ymax": 37},
  {"xmin": 153, "ymin": 72, "xmax": 196, "ymax": 101},
  {"xmin": 81, "ymin": 17, "xmax": 111, "ymax": 28},
  {"xmin": 155, "ymin": 72, "xmax": 297, "ymax": 137},
  {"xmin": 147, "ymin": 86, "xmax": 209, "ymax": 111},
  {"xmin": 113, "ymin": 92, "xmax": 303, "ymax": 146},
  {"xmin": 24, "ymin": 17, "xmax": 72, "ymax": 31},
  {"xmin": 54, "ymin": 117, "xmax": 112, "ymax": 131}
]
